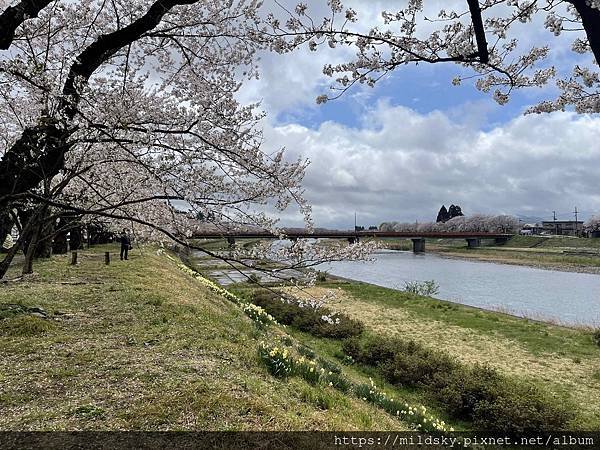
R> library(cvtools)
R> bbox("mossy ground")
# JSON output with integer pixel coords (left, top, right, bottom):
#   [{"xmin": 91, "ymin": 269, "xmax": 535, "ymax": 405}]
[{"xmin": 0, "ymin": 245, "xmax": 410, "ymax": 431}]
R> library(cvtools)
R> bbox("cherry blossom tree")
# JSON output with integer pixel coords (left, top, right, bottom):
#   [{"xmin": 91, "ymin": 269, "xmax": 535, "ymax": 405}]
[
  {"xmin": 0, "ymin": 0, "xmax": 380, "ymax": 278},
  {"xmin": 266, "ymin": 0, "xmax": 600, "ymax": 113},
  {"xmin": 585, "ymin": 215, "xmax": 600, "ymax": 231}
]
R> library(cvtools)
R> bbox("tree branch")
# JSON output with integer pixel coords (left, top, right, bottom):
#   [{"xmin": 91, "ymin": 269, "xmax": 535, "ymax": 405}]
[
  {"xmin": 0, "ymin": 0, "xmax": 54, "ymax": 50},
  {"xmin": 568, "ymin": 0, "xmax": 600, "ymax": 65},
  {"xmin": 466, "ymin": 0, "xmax": 489, "ymax": 64}
]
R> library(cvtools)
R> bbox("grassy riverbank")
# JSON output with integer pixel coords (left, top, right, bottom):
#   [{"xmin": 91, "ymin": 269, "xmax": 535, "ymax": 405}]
[
  {"xmin": 234, "ymin": 279, "xmax": 600, "ymax": 430},
  {"xmin": 378, "ymin": 235, "xmax": 600, "ymax": 273},
  {"xmin": 0, "ymin": 245, "xmax": 410, "ymax": 430},
  {"xmin": 186, "ymin": 247, "xmax": 600, "ymax": 430},
  {"xmin": 4, "ymin": 244, "xmax": 599, "ymax": 431}
]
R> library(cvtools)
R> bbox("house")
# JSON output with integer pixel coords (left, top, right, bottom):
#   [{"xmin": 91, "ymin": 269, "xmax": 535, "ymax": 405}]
[
  {"xmin": 520, "ymin": 223, "xmax": 543, "ymax": 235},
  {"xmin": 541, "ymin": 220, "xmax": 584, "ymax": 236}
]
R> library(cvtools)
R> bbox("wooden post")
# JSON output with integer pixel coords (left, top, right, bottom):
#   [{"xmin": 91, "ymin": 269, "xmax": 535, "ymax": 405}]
[
  {"xmin": 104, "ymin": 252, "xmax": 110, "ymax": 265},
  {"xmin": 70, "ymin": 251, "xmax": 78, "ymax": 265}
]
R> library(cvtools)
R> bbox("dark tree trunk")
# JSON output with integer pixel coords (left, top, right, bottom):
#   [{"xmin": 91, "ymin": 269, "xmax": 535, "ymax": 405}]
[
  {"xmin": 52, "ymin": 220, "xmax": 69, "ymax": 254},
  {"xmin": 0, "ymin": 0, "xmax": 54, "ymax": 50},
  {"xmin": 0, "ymin": 214, "xmax": 13, "ymax": 251},
  {"xmin": 0, "ymin": 241, "xmax": 21, "ymax": 279},
  {"xmin": 17, "ymin": 208, "xmax": 34, "ymax": 255},
  {"xmin": 21, "ymin": 219, "xmax": 42, "ymax": 275},
  {"xmin": 569, "ymin": 0, "xmax": 600, "ymax": 65},
  {"xmin": 35, "ymin": 219, "xmax": 54, "ymax": 258},
  {"xmin": 70, "ymin": 227, "xmax": 83, "ymax": 251}
]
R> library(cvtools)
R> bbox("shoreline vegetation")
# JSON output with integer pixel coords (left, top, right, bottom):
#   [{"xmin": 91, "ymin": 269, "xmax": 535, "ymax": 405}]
[
  {"xmin": 187, "ymin": 239, "xmax": 600, "ymax": 430},
  {"xmin": 378, "ymin": 235, "xmax": 600, "ymax": 275},
  {"xmin": 2, "ymin": 241, "xmax": 599, "ymax": 432}
]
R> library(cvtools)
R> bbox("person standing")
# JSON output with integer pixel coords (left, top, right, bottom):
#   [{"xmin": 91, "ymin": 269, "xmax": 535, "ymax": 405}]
[{"xmin": 119, "ymin": 229, "xmax": 131, "ymax": 260}]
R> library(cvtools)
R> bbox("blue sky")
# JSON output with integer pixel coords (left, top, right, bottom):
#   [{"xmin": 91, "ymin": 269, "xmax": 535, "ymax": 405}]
[
  {"xmin": 240, "ymin": 1, "xmax": 600, "ymax": 229},
  {"xmin": 275, "ymin": 64, "xmax": 543, "ymax": 131}
]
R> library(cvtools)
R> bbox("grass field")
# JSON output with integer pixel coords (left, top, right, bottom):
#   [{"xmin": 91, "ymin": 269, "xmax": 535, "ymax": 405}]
[
  {"xmin": 0, "ymin": 245, "xmax": 414, "ymax": 431},
  {"xmin": 276, "ymin": 282, "xmax": 600, "ymax": 430},
  {"xmin": 4, "ymin": 244, "xmax": 600, "ymax": 431}
]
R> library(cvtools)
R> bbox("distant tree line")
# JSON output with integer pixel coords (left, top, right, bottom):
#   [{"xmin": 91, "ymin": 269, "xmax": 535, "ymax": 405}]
[{"xmin": 381, "ymin": 214, "xmax": 520, "ymax": 234}]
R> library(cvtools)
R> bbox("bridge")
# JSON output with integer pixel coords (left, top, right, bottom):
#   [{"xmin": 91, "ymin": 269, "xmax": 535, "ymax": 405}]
[{"xmin": 192, "ymin": 230, "xmax": 513, "ymax": 253}]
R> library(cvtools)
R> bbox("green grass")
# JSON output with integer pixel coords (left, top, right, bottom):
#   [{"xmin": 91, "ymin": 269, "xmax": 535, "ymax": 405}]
[
  {"xmin": 6, "ymin": 245, "xmax": 599, "ymax": 430},
  {"xmin": 0, "ymin": 245, "xmax": 414, "ymax": 431},
  {"xmin": 293, "ymin": 281, "xmax": 600, "ymax": 429},
  {"xmin": 331, "ymin": 282, "xmax": 597, "ymax": 357}
]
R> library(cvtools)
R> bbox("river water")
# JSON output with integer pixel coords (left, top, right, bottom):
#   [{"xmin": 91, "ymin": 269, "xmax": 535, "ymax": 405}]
[{"xmin": 320, "ymin": 250, "xmax": 600, "ymax": 326}]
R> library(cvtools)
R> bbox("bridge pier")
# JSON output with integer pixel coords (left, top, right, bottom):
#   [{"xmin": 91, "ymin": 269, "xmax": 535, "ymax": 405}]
[
  {"xmin": 411, "ymin": 238, "xmax": 425, "ymax": 253},
  {"xmin": 466, "ymin": 238, "xmax": 481, "ymax": 249},
  {"xmin": 227, "ymin": 237, "xmax": 236, "ymax": 247},
  {"xmin": 494, "ymin": 237, "xmax": 509, "ymax": 245}
]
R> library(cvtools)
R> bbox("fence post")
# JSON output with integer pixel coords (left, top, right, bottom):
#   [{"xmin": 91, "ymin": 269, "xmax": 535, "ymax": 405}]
[
  {"xmin": 70, "ymin": 251, "xmax": 78, "ymax": 265},
  {"xmin": 105, "ymin": 252, "xmax": 110, "ymax": 265}
]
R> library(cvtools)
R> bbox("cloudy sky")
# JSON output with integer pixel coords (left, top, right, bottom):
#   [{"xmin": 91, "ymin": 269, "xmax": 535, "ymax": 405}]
[{"xmin": 241, "ymin": 1, "xmax": 600, "ymax": 229}]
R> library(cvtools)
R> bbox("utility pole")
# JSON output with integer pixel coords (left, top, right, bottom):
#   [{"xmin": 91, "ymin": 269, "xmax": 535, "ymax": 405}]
[
  {"xmin": 354, "ymin": 211, "xmax": 357, "ymax": 231},
  {"xmin": 573, "ymin": 207, "xmax": 579, "ymax": 237},
  {"xmin": 553, "ymin": 210, "xmax": 557, "ymax": 236}
]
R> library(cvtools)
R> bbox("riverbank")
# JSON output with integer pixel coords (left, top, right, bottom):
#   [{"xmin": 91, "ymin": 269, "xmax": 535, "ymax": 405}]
[
  {"xmin": 0, "ymin": 245, "xmax": 412, "ymax": 431},
  {"xmin": 231, "ymin": 278, "xmax": 600, "ymax": 430},
  {"xmin": 378, "ymin": 236, "xmax": 600, "ymax": 274},
  {"xmin": 8, "ymin": 244, "xmax": 595, "ymax": 430},
  {"xmin": 182, "ymin": 248, "xmax": 600, "ymax": 430}
]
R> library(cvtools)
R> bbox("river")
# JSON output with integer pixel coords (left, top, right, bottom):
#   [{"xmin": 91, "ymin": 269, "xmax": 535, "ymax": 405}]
[{"xmin": 320, "ymin": 250, "xmax": 600, "ymax": 326}]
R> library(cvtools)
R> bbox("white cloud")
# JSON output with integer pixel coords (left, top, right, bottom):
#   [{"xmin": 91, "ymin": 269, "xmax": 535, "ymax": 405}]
[{"xmin": 264, "ymin": 101, "xmax": 600, "ymax": 228}]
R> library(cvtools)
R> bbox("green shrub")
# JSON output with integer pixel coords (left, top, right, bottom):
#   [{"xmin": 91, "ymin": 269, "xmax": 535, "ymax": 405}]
[
  {"xmin": 403, "ymin": 280, "xmax": 440, "ymax": 296},
  {"xmin": 472, "ymin": 381, "xmax": 573, "ymax": 432},
  {"xmin": 435, "ymin": 364, "xmax": 504, "ymax": 419},
  {"xmin": 341, "ymin": 337, "xmax": 362, "ymax": 361},
  {"xmin": 344, "ymin": 336, "xmax": 573, "ymax": 431},
  {"xmin": 436, "ymin": 366, "xmax": 573, "ymax": 432},
  {"xmin": 342, "ymin": 335, "xmax": 398, "ymax": 366},
  {"xmin": 252, "ymin": 290, "xmax": 363, "ymax": 339},
  {"xmin": 379, "ymin": 344, "xmax": 457, "ymax": 388}
]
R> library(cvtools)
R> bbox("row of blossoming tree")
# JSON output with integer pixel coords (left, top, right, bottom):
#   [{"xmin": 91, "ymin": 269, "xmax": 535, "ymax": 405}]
[{"xmin": 380, "ymin": 214, "xmax": 521, "ymax": 234}]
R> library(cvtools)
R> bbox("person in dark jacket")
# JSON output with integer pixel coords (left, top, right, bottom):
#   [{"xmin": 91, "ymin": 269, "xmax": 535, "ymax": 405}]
[{"xmin": 119, "ymin": 229, "xmax": 131, "ymax": 260}]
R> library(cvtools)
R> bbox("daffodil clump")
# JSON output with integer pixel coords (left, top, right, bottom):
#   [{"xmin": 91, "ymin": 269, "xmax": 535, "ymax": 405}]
[
  {"xmin": 166, "ymin": 253, "xmax": 276, "ymax": 327},
  {"xmin": 258, "ymin": 342, "xmax": 295, "ymax": 378},
  {"xmin": 258, "ymin": 342, "xmax": 451, "ymax": 432},
  {"xmin": 258, "ymin": 342, "xmax": 351, "ymax": 389},
  {"xmin": 355, "ymin": 378, "xmax": 453, "ymax": 434},
  {"xmin": 242, "ymin": 303, "xmax": 277, "ymax": 328}
]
